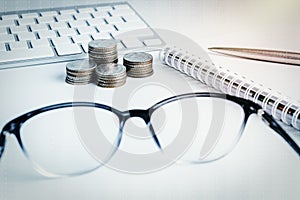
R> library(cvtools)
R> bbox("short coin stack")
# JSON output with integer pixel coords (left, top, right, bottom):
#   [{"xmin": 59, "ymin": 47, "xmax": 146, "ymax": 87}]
[
  {"xmin": 95, "ymin": 63, "xmax": 127, "ymax": 88},
  {"xmin": 123, "ymin": 52, "xmax": 153, "ymax": 78},
  {"xmin": 88, "ymin": 39, "xmax": 118, "ymax": 65},
  {"xmin": 65, "ymin": 60, "xmax": 97, "ymax": 85}
]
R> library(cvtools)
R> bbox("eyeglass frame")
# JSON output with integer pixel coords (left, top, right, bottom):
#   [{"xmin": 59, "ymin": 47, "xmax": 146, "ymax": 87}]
[{"xmin": 0, "ymin": 92, "xmax": 299, "ymax": 171}]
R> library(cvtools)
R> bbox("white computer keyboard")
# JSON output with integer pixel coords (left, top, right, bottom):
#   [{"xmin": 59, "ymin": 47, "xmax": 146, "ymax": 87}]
[{"xmin": 0, "ymin": 2, "xmax": 164, "ymax": 69}]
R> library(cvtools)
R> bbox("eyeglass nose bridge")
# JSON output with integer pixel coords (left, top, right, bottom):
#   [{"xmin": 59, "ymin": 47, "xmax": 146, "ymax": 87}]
[
  {"xmin": 120, "ymin": 109, "xmax": 162, "ymax": 150},
  {"xmin": 127, "ymin": 109, "xmax": 151, "ymax": 123}
]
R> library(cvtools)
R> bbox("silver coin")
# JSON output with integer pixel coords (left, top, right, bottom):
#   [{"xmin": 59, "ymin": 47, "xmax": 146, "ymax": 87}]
[
  {"xmin": 127, "ymin": 71, "xmax": 153, "ymax": 76},
  {"xmin": 97, "ymin": 77, "xmax": 126, "ymax": 83},
  {"xmin": 66, "ymin": 79, "xmax": 92, "ymax": 84},
  {"xmin": 66, "ymin": 75, "xmax": 92, "ymax": 80},
  {"xmin": 123, "ymin": 61, "xmax": 152, "ymax": 66},
  {"xmin": 97, "ymin": 80, "xmax": 126, "ymax": 88},
  {"xmin": 127, "ymin": 68, "xmax": 153, "ymax": 74},
  {"xmin": 66, "ymin": 73, "xmax": 94, "ymax": 78},
  {"xmin": 124, "ymin": 62, "xmax": 153, "ymax": 67},
  {"xmin": 97, "ymin": 74, "xmax": 127, "ymax": 81},
  {"xmin": 89, "ymin": 52, "xmax": 117, "ymax": 58},
  {"xmin": 65, "ymin": 78, "xmax": 92, "ymax": 85},
  {"xmin": 89, "ymin": 51, "xmax": 117, "ymax": 56},
  {"xmin": 96, "ymin": 63, "xmax": 126, "ymax": 77},
  {"xmin": 96, "ymin": 72, "xmax": 126, "ymax": 78},
  {"xmin": 88, "ymin": 39, "xmax": 117, "ymax": 50},
  {"xmin": 66, "ymin": 59, "xmax": 97, "ymax": 73},
  {"xmin": 66, "ymin": 80, "xmax": 91, "ymax": 85},
  {"xmin": 127, "ymin": 70, "xmax": 153, "ymax": 75},
  {"xmin": 126, "ymin": 65, "xmax": 153, "ymax": 71},
  {"xmin": 127, "ymin": 68, "xmax": 153, "ymax": 73},
  {"xmin": 88, "ymin": 49, "xmax": 117, "ymax": 55},
  {"xmin": 89, "ymin": 57, "xmax": 118, "ymax": 62},
  {"xmin": 127, "ymin": 71, "xmax": 154, "ymax": 78},
  {"xmin": 123, "ymin": 52, "xmax": 153, "ymax": 64},
  {"xmin": 90, "ymin": 58, "xmax": 118, "ymax": 65},
  {"xmin": 66, "ymin": 70, "xmax": 94, "ymax": 75}
]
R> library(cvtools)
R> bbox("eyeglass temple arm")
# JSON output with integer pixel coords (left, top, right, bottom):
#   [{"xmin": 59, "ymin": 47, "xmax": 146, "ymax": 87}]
[
  {"xmin": 260, "ymin": 111, "xmax": 300, "ymax": 157},
  {"xmin": 0, "ymin": 131, "xmax": 6, "ymax": 159}
]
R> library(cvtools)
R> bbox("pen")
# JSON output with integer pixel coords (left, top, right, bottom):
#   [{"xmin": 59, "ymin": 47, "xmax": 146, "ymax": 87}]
[{"xmin": 208, "ymin": 47, "xmax": 300, "ymax": 66}]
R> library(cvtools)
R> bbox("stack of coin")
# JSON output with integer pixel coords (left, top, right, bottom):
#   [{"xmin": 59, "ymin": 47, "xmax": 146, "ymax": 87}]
[
  {"xmin": 65, "ymin": 59, "xmax": 97, "ymax": 85},
  {"xmin": 88, "ymin": 39, "xmax": 118, "ymax": 65},
  {"xmin": 95, "ymin": 63, "xmax": 127, "ymax": 88},
  {"xmin": 123, "ymin": 52, "xmax": 153, "ymax": 78}
]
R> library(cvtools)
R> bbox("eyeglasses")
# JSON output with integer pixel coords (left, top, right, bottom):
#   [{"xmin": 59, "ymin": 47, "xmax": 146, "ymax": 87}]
[{"xmin": 0, "ymin": 92, "xmax": 299, "ymax": 177}]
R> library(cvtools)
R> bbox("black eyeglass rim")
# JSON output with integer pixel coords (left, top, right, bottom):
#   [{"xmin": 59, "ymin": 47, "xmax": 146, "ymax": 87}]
[
  {"xmin": 0, "ymin": 92, "xmax": 299, "ymax": 164},
  {"xmin": 0, "ymin": 92, "xmax": 258, "ymax": 136}
]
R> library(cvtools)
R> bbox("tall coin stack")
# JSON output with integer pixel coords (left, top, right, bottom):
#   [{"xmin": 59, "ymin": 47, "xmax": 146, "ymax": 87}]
[
  {"xmin": 65, "ymin": 60, "xmax": 97, "ymax": 85},
  {"xmin": 123, "ymin": 52, "xmax": 153, "ymax": 78},
  {"xmin": 95, "ymin": 63, "xmax": 127, "ymax": 88},
  {"xmin": 88, "ymin": 39, "xmax": 118, "ymax": 65}
]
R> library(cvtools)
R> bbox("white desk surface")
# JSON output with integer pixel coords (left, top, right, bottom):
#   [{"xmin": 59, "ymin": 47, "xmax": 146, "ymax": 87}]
[{"xmin": 0, "ymin": 0, "xmax": 299, "ymax": 199}]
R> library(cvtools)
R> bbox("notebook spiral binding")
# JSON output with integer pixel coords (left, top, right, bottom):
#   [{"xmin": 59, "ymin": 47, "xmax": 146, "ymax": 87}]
[{"xmin": 159, "ymin": 46, "xmax": 300, "ymax": 131}]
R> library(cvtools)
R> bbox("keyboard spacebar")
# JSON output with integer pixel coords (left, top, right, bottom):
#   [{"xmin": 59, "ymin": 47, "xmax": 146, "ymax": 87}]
[{"xmin": 0, "ymin": 47, "xmax": 54, "ymax": 63}]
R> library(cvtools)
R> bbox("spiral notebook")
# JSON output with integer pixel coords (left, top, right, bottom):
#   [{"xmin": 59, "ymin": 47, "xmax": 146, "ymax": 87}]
[{"xmin": 159, "ymin": 47, "xmax": 300, "ymax": 131}]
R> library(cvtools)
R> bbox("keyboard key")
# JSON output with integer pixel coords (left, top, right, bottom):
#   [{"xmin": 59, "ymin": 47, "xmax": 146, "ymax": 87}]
[
  {"xmin": 74, "ymin": 13, "xmax": 93, "ymax": 20},
  {"xmin": 117, "ymin": 42, "xmax": 125, "ymax": 50},
  {"xmin": 56, "ymin": 14, "xmax": 75, "ymax": 22},
  {"xmin": 0, "ymin": 46, "xmax": 54, "ymax": 62},
  {"xmin": 37, "ymin": 16, "xmax": 55, "ymax": 23},
  {"xmin": 91, "ymin": 32, "xmax": 112, "ymax": 40},
  {"xmin": 57, "ymin": 28, "xmax": 77, "ymax": 36},
  {"xmin": 38, "ymin": 30, "xmax": 57, "ymax": 38},
  {"xmin": 0, "ymin": 19, "xmax": 16, "ymax": 27},
  {"xmin": 96, "ymin": 24, "xmax": 116, "ymax": 32},
  {"xmin": 59, "ymin": 9, "xmax": 77, "ymax": 15},
  {"xmin": 72, "ymin": 34, "xmax": 92, "ymax": 44},
  {"xmin": 123, "ymin": 15, "xmax": 141, "ymax": 22},
  {"xmin": 9, "ymin": 41, "xmax": 28, "ymax": 50},
  {"xmin": 114, "ymin": 4, "xmax": 131, "ymax": 10},
  {"xmin": 0, "ymin": 42, "xmax": 6, "ymax": 51},
  {"xmin": 17, "ymin": 32, "xmax": 36, "ymax": 40},
  {"xmin": 51, "ymin": 36, "xmax": 72, "ymax": 46},
  {"xmin": 115, "ymin": 21, "xmax": 147, "ymax": 31},
  {"xmin": 80, "ymin": 42, "xmax": 89, "ymax": 52},
  {"xmin": 49, "ymin": 21, "xmax": 68, "ymax": 29},
  {"xmin": 69, "ymin": 20, "xmax": 88, "ymax": 28},
  {"xmin": 87, "ymin": 18, "xmax": 106, "ymax": 26},
  {"xmin": 30, "ymin": 24, "xmax": 49, "ymax": 31},
  {"xmin": 55, "ymin": 43, "xmax": 82, "ymax": 56},
  {"xmin": 10, "ymin": 25, "xmax": 29, "ymax": 33},
  {"xmin": 40, "ymin": 11, "xmax": 58, "ymax": 16},
  {"xmin": 78, "ymin": 8, "xmax": 95, "ymax": 13},
  {"xmin": 22, "ymin": 13, "xmax": 39, "ymax": 18},
  {"xmin": 144, "ymin": 38, "xmax": 162, "ymax": 46},
  {"xmin": 105, "ymin": 16, "xmax": 124, "ymax": 24},
  {"xmin": 30, "ymin": 38, "xmax": 50, "ymax": 47},
  {"xmin": 77, "ymin": 26, "xmax": 97, "ymax": 35},
  {"xmin": 130, "ymin": 28, "xmax": 154, "ymax": 37},
  {"xmin": 0, "ymin": 27, "xmax": 8, "ymax": 34},
  {"xmin": 1, "ymin": 14, "xmax": 19, "ymax": 20},
  {"xmin": 113, "ymin": 28, "xmax": 154, "ymax": 39},
  {"xmin": 96, "ymin": 6, "xmax": 113, "ymax": 12},
  {"xmin": 17, "ymin": 18, "xmax": 36, "ymax": 25},
  {"xmin": 0, "ymin": 33, "xmax": 15, "ymax": 42},
  {"xmin": 121, "ymin": 38, "xmax": 144, "ymax": 48},
  {"xmin": 109, "ymin": 9, "xmax": 134, "ymax": 16},
  {"xmin": 92, "ymin": 12, "xmax": 109, "ymax": 18}
]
